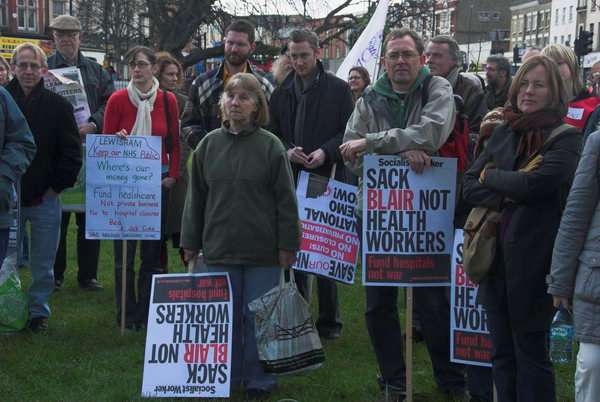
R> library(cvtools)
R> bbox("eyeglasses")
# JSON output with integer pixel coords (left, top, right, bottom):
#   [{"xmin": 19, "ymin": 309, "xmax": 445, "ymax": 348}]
[
  {"xmin": 386, "ymin": 52, "xmax": 419, "ymax": 62},
  {"xmin": 16, "ymin": 63, "xmax": 42, "ymax": 72},
  {"xmin": 54, "ymin": 31, "xmax": 80, "ymax": 39},
  {"xmin": 129, "ymin": 62, "xmax": 152, "ymax": 69}
]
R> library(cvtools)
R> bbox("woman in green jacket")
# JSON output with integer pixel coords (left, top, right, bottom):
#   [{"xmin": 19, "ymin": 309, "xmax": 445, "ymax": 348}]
[{"xmin": 181, "ymin": 73, "xmax": 301, "ymax": 400}]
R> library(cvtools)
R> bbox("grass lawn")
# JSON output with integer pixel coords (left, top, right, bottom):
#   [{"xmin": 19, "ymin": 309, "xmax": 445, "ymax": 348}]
[{"xmin": 0, "ymin": 225, "xmax": 576, "ymax": 401}]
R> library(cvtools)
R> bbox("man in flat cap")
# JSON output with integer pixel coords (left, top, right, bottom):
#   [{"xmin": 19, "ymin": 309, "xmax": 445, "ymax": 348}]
[{"xmin": 47, "ymin": 14, "xmax": 114, "ymax": 292}]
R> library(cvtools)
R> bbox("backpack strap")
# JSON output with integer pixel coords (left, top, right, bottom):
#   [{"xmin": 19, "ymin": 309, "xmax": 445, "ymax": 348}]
[
  {"xmin": 518, "ymin": 123, "xmax": 573, "ymax": 169},
  {"xmin": 420, "ymin": 74, "xmax": 433, "ymax": 108}
]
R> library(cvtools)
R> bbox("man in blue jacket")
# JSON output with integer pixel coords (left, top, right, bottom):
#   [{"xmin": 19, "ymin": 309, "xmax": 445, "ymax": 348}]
[{"xmin": 0, "ymin": 88, "xmax": 36, "ymax": 264}]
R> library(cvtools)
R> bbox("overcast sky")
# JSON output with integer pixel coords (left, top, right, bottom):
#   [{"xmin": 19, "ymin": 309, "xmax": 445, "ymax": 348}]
[{"xmin": 219, "ymin": 0, "xmax": 372, "ymax": 19}]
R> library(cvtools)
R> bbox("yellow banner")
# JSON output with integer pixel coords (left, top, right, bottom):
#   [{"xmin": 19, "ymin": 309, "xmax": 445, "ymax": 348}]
[{"xmin": 0, "ymin": 37, "xmax": 53, "ymax": 59}]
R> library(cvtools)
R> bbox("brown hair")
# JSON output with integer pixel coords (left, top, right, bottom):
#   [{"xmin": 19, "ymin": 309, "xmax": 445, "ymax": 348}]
[
  {"xmin": 155, "ymin": 52, "xmax": 183, "ymax": 89},
  {"xmin": 224, "ymin": 20, "xmax": 255, "ymax": 44},
  {"xmin": 219, "ymin": 73, "xmax": 269, "ymax": 126},
  {"xmin": 0, "ymin": 55, "xmax": 11, "ymax": 85},
  {"xmin": 383, "ymin": 28, "xmax": 424, "ymax": 56},
  {"xmin": 507, "ymin": 55, "xmax": 568, "ymax": 116},
  {"xmin": 125, "ymin": 46, "xmax": 157, "ymax": 65},
  {"xmin": 349, "ymin": 66, "xmax": 371, "ymax": 87}
]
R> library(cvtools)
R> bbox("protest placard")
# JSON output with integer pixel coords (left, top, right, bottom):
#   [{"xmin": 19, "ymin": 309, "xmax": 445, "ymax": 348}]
[
  {"xmin": 44, "ymin": 67, "xmax": 91, "ymax": 213},
  {"xmin": 293, "ymin": 172, "xmax": 359, "ymax": 284},
  {"xmin": 85, "ymin": 134, "xmax": 161, "ymax": 240},
  {"xmin": 362, "ymin": 155, "xmax": 456, "ymax": 286},
  {"xmin": 44, "ymin": 67, "xmax": 91, "ymax": 126},
  {"xmin": 450, "ymin": 230, "xmax": 492, "ymax": 367},
  {"xmin": 142, "ymin": 273, "xmax": 232, "ymax": 398}
]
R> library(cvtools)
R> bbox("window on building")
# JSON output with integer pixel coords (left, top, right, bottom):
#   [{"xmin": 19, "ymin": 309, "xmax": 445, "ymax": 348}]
[
  {"xmin": 492, "ymin": 12, "xmax": 500, "ymax": 22},
  {"xmin": 569, "ymin": 6, "xmax": 573, "ymax": 21},
  {"xmin": 563, "ymin": 7, "xmax": 566, "ymax": 23},
  {"xmin": 519, "ymin": 15, "xmax": 523, "ymax": 32},
  {"xmin": 51, "ymin": 0, "xmax": 67, "ymax": 19},
  {"xmin": 0, "ymin": 0, "xmax": 7, "ymax": 27},
  {"xmin": 555, "ymin": 9, "xmax": 559, "ymax": 24},
  {"xmin": 561, "ymin": 35, "xmax": 565, "ymax": 44},
  {"xmin": 513, "ymin": 16, "xmax": 517, "ymax": 33},
  {"xmin": 545, "ymin": 10, "xmax": 550, "ymax": 27},
  {"xmin": 554, "ymin": 36, "xmax": 558, "ymax": 43},
  {"xmin": 17, "ymin": 0, "xmax": 37, "ymax": 31},
  {"xmin": 579, "ymin": 0, "xmax": 587, "ymax": 8},
  {"xmin": 532, "ymin": 13, "xmax": 537, "ymax": 30},
  {"xmin": 567, "ymin": 34, "xmax": 571, "ymax": 46},
  {"xmin": 479, "ymin": 11, "xmax": 490, "ymax": 22}
]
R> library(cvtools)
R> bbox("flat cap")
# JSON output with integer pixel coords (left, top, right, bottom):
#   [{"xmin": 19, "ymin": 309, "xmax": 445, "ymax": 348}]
[{"xmin": 49, "ymin": 15, "xmax": 82, "ymax": 31}]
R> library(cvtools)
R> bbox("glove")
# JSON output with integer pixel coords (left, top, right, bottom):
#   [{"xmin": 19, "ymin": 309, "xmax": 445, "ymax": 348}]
[{"xmin": 518, "ymin": 155, "xmax": 543, "ymax": 173}]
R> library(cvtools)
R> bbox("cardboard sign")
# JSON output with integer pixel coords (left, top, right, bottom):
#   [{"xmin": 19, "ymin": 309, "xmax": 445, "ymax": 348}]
[
  {"xmin": 294, "ymin": 172, "xmax": 359, "ymax": 284},
  {"xmin": 85, "ymin": 135, "xmax": 161, "ymax": 240},
  {"xmin": 362, "ymin": 155, "xmax": 456, "ymax": 286},
  {"xmin": 142, "ymin": 273, "xmax": 233, "ymax": 398},
  {"xmin": 450, "ymin": 230, "xmax": 492, "ymax": 367}
]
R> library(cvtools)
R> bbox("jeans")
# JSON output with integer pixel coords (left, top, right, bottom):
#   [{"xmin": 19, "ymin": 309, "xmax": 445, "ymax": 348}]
[
  {"xmin": 206, "ymin": 263, "xmax": 280, "ymax": 392},
  {"xmin": 486, "ymin": 297, "xmax": 556, "ymax": 402},
  {"xmin": 20, "ymin": 194, "xmax": 62, "ymax": 318},
  {"xmin": 54, "ymin": 212, "xmax": 101, "ymax": 284},
  {"xmin": 0, "ymin": 228, "xmax": 9, "ymax": 264},
  {"xmin": 113, "ymin": 185, "xmax": 169, "ymax": 326}
]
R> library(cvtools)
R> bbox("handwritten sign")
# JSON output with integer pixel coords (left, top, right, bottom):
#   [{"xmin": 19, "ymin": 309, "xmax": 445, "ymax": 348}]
[
  {"xmin": 85, "ymin": 134, "xmax": 161, "ymax": 240},
  {"xmin": 362, "ymin": 155, "xmax": 456, "ymax": 286},
  {"xmin": 450, "ymin": 230, "xmax": 492, "ymax": 367},
  {"xmin": 142, "ymin": 273, "xmax": 232, "ymax": 398},
  {"xmin": 293, "ymin": 172, "xmax": 359, "ymax": 284}
]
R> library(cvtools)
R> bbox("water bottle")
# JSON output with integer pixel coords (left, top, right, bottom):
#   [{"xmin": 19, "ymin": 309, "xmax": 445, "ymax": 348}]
[{"xmin": 549, "ymin": 304, "xmax": 574, "ymax": 363}]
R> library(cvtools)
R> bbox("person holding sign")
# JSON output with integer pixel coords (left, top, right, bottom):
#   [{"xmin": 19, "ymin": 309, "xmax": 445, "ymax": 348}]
[
  {"xmin": 104, "ymin": 46, "xmax": 180, "ymax": 331},
  {"xmin": 6, "ymin": 42, "xmax": 82, "ymax": 331},
  {"xmin": 463, "ymin": 56, "xmax": 581, "ymax": 401},
  {"xmin": 181, "ymin": 73, "xmax": 301, "ymax": 400},
  {"xmin": 341, "ymin": 28, "xmax": 468, "ymax": 401},
  {"xmin": 48, "ymin": 14, "xmax": 115, "ymax": 292}
]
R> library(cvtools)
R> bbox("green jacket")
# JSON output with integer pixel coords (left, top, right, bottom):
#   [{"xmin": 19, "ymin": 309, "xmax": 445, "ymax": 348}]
[{"xmin": 180, "ymin": 125, "xmax": 301, "ymax": 266}]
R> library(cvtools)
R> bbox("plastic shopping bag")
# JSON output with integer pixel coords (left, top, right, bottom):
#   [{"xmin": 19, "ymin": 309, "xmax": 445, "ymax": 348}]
[
  {"xmin": 248, "ymin": 268, "xmax": 324, "ymax": 376},
  {"xmin": 0, "ymin": 255, "xmax": 28, "ymax": 333}
]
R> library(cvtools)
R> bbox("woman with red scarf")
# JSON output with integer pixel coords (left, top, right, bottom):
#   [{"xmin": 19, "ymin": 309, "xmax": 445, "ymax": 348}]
[{"xmin": 463, "ymin": 56, "xmax": 581, "ymax": 402}]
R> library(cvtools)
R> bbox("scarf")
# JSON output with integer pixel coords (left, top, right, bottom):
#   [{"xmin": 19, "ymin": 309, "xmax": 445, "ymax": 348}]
[
  {"xmin": 127, "ymin": 77, "xmax": 159, "ymax": 136},
  {"xmin": 503, "ymin": 108, "xmax": 562, "ymax": 158}
]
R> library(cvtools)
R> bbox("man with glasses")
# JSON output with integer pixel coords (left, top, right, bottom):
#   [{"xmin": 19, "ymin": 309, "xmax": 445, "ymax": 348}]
[
  {"xmin": 485, "ymin": 55, "xmax": 511, "ymax": 110},
  {"xmin": 341, "ymin": 28, "xmax": 469, "ymax": 401},
  {"xmin": 47, "ymin": 14, "xmax": 114, "ymax": 292},
  {"xmin": 269, "ymin": 28, "xmax": 354, "ymax": 340},
  {"xmin": 182, "ymin": 19, "xmax": 273, "ymax": 149},
  {"xmin": 6, "ymin": 43, "xmax": 81, "ymax": 331}
]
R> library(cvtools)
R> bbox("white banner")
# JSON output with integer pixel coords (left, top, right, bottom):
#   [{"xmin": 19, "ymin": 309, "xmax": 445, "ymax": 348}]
[
  {"xmin": 293, "ymin": 172, "xmax": 359, "ymax": 284},
  {"xmin": 142, "ymin": 273, "xmax": 233, "ymax": 398},
  {"xmin": 335, "ymin": 0, "xmax": 389, "ymax": 81},
  {"xmin": 362, "ymin": 155, "xmax": 456, "ymax": 286},
  {"xmin": 85, "ymin": 134, "xmax": 162, "ymax": 240}
]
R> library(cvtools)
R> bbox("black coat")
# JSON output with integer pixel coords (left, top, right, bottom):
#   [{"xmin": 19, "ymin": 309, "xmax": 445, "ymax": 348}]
[
  {"xmin": 6, "ymin": 78, "xmax": 82, "ymax": 206},
  {"xmin": 463, "ymin": 121, "xmax": 581, "ymax": 332},
  {"xmin": 268, "ymin": 61, "xmax": 354, "ymax": 182}
]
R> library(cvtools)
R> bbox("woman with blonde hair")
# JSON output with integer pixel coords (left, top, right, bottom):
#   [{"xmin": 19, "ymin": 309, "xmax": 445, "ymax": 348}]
[
  {"xmin": 541, "ymin": 43, "xmax": 600, "ymax": 130},
  {"xmin": 463, "ymin": 55, "xmax": 581, "ymax": 401},
  {"xmin": 181, "ymin": 73, "xmax": 300, "ymax": 399}
]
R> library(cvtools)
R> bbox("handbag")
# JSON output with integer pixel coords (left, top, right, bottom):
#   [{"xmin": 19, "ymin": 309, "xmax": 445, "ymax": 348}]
[
  {"xmin": 463, "ymin": 123, "xmax": 573, "ymax": 284},
  {"xmin": 247, "ymin": 267, "xmax": 324, "ymax": 376}
]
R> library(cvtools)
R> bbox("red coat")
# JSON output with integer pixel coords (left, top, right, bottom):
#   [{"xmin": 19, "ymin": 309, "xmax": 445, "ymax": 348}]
[
  {"xmin": 104, "ymin": 88, "xmax": 180, "ymax": 180},
  {"xmin": 563, "ymin": 90, "xmax": 600, "ymax": 131}
]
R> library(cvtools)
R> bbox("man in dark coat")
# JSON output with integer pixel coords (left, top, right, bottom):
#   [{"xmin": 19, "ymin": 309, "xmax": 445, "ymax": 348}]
[
  {"xmin": 7, "ymin": 43, "xmax": 82, "ymax": 331},
  {"xmin": 47, "ymin": 14, "xmax": 115, "ymax": 291},
  {"xmin": 485, "ymin": 55, "xmax": 511, "ymax": 110},
  {"xmin": 269, "ymin": 28, "xmax": 354, "ymax": 339}
]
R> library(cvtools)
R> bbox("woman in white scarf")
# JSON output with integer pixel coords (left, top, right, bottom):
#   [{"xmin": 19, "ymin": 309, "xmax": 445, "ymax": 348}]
[{"xmin": 104, "ymin": 46, "xmax": 181, "ymax": 331}]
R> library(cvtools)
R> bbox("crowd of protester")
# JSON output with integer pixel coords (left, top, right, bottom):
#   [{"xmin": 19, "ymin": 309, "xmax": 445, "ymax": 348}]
[{"xmin": 2, "ymin": 13, "xmax": 600, "ymax": 402}]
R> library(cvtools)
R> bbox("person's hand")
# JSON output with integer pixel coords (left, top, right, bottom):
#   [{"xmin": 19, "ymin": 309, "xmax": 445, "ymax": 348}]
[
  {"xmin": 78, "ymin": 122, "xmax": 96, "ymax": 136},
  {"xmin": 279, "ymin": 250, "xmax": 297, "ymax": 269},
  {"xmin": 183, "ymin": 249, "xmax": 199, "ymax": 264},
  {"xmin": 519, "ymin": 155, "xmax": 543, "ymax": 173},
  {"xmin": 115, "ymin": 129, "xmax": 128, "ymax": 140},
  {"xmin": 305, "ymin": 149, "xmax": 326, "ymax": 169},
  {"xmin": 287, "ymin": 147, "xmax": 309, "ymax": 165},
  {"xmin": 339, "ymin": 138, "xmax": 367, "ymax": 163},
  {"xmin": 161, "ymin": 177, "xmax": 176, "ymax": 189},
  {"xmin": 45, "ymin": 188, "xmax": 59, "ymax": 197},
  {"xmin": 400, "ymin": 150, "xmax": 431, "ymax": 174},
  {"xmin": 552, "ymin": 295, "xmax": 572, "ymax": 310}
]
